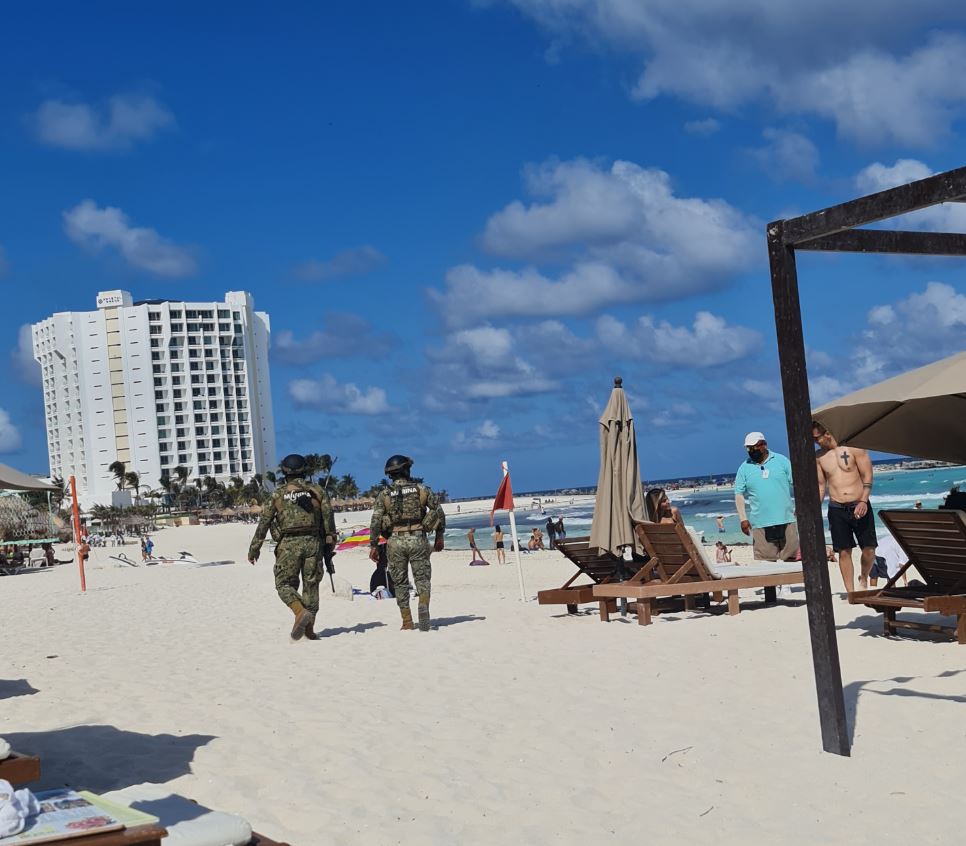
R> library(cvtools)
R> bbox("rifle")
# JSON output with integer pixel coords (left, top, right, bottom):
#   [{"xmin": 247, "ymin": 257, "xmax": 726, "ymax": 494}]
[{"xmin": 323, "ymin": 543, "xmax": 336, "ymax": 593}]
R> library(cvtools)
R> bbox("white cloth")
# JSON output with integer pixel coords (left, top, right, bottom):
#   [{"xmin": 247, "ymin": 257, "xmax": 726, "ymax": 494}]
[
  {"xmin": 876, "ymin": 532, "xmax": 907, "ymax": 578},
  {"xmin": 0, "ymin": 779, "xmax": 40, "ymax": 837},
  {"xmin": 0, "ymin": 737, "xmax": 10, "ymax": 759}
]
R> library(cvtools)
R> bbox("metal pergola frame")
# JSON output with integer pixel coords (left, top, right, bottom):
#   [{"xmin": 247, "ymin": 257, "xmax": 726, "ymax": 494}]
[{"xmin": 767, "ymin": 164, "xmax": 966, "ymax": 756}]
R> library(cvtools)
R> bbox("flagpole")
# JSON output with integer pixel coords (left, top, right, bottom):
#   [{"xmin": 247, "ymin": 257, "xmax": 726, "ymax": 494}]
[{"xmin": 502, "ymin": 461, "xmax": 527, "ymax": 602}]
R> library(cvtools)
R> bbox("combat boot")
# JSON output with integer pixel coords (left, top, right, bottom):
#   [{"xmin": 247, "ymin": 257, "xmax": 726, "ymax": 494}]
[
  {"xmin": 304, "ymin": 613, "xmax": 319, "ymax": 640},
  {"xmin": 287, "ymin": 600, "xmax": 312, "ymax": 641},
  {"xmin": 399, "ymin": 606, "xmax": 415, "ymax": 630},
  {"xmin": 417, "ymin": 593, "xmax": 431, "ymax": 632}
]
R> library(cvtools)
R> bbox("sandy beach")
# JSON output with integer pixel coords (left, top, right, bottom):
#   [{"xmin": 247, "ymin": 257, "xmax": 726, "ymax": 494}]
[{"xmin": 4, "ymin": 521, "xmax": 966, "ymax": 845}]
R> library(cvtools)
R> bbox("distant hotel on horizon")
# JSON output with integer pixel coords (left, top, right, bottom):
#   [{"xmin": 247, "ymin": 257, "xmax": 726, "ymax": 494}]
[{"xmin": 32, "ymin": 290, "xmax": 276, "ymax": 507}]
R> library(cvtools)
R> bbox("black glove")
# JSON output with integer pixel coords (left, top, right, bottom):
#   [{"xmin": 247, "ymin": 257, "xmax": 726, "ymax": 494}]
[{"xmin": 323, "ymin": 544, "xmax": 336, "ymax": 575}]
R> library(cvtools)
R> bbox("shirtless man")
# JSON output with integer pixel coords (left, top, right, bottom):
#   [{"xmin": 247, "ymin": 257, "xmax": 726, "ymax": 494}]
[{"xmin": 812, "ymin": 421, "xmax": 875, "ymax": 593}]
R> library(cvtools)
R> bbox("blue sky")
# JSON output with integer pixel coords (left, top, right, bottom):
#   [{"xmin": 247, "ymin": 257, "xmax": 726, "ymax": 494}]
[{"xmin": 3, "ymin": 1, "xmax": 966, "ymax": 497}]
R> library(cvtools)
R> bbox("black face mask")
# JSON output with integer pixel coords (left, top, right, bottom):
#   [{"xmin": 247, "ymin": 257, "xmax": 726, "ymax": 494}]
[{"xmin": 747, "ymin": 448, "xmax": 764, "ymax": 463}]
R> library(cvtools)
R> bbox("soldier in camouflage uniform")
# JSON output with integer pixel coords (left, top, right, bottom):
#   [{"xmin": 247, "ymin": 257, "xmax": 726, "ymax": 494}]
[
  {"xmin": 248, "ymin": 454, "xmax": 336, "ymax": 641},
  {"xmin": 369, "ymin": 454, "xmax": 445, "ymax": 631}
]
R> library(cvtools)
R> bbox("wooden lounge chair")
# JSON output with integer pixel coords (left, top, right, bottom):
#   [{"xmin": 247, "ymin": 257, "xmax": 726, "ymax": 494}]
[
  {"xmin": 537, "ymin": 536, "xmax": 646, "ymax": 613},
  {"xmin": 1, "ymin": 751, "xmax": 290, "ymax": 845},
  {"xmin": 0, "ymin": 750, "xmax": 41, "ymax": 786},
  {"xmin": 593, "ymin": 521, "xmax": 804, "ymax": 625},
  {"xmin": 850, "ymin": 509, "xmax": 966, "ymax": 644}
]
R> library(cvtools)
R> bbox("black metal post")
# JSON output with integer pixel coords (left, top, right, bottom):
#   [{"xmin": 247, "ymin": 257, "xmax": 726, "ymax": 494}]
[{"xmin": 767, "ymin": 220, "xmax": 851, "ymax": 757}]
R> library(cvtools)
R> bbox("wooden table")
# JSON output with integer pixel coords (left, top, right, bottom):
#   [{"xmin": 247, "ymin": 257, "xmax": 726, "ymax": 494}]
[
  {"xmin": 0, "ymin": 751, "xmax": 41, "ymax": 786},
  {"xmin": 41, "ymin": 825, "xmax": 168, "ymax": 846}
]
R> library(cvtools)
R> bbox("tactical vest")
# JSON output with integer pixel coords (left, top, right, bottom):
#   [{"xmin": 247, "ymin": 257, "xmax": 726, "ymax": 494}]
[
  {"xmin": 273, "ymin": 481, "xmax": 322, "ymax": 536},
  {"xmin": 384, "ymin": 483, "xmax": 428, "ymax": 529}
]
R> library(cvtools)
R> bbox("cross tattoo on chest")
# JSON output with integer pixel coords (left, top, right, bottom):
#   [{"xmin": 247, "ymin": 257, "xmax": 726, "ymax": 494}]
[{"xmin": 840, "ymin": 450, "xmax": 850, "ymax": 467}]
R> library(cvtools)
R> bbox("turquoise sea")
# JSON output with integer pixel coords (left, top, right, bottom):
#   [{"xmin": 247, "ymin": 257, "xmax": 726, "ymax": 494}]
[{"xmin": 441, "ymin": 465, "xmax": 966, "ymax": 551}]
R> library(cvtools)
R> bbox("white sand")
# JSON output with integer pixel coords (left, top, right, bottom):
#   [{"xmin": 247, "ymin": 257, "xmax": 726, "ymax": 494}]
[{"xmin": 3, "ymin": 522, "xmax": 966, "ymax": 844}]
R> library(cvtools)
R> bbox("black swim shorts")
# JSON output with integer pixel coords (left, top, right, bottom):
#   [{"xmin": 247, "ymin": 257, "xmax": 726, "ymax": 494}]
[
  {"xmin": 828, "ymin": 500, "xmax": 877, "ymax": 552},
  {"xmin": 870, "ymin": 556, "xmax": 889, "ymax": 580}
]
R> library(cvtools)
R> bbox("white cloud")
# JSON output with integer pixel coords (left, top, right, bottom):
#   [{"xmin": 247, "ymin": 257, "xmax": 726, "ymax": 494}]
[
  {"xmin": 683, "ymin": 117, "xmax": 720, "ymax": 136},
  {"xmin": 855, "ymin": 282, "xmax": 966, "ymax": 380},
  {"xmin": 482, "ymin": 158, "xmax": 758, "ymax": 270},
  {"xmin": 293, "ymin": 245, "xmax": 387, "ymax": 281},
  {"xmin": 0, "ymin": 408, "xmax": 22, "ymax": 452},
  {"xmin": 288, "ymin": 374, "xmax": 391, "ymax": 415},
  {"xmin": 31, "ymin": 94, "xmax": 174, "ymax": 151},
  {"xmin": 783, "ymin": 35, "xmax": 966, "ymax": 147},
  {"xmin": 596, "ymin": 310, "xmax": 762, "ymax": 367},
  {"xmin": 652, "ymin": 402, "xmax": 699, "ymax": 429},
  {"xmin": 0, "ymin": 246, "xmax": 8, "ymax": 277},
  {"xmin": 12, "ymin": 325, "xmax": 41, "ymax": 386},
  {"xmin": 451, "ymin": 419, "xmax": 502, "ymax": 451},
  {"xmin": 423, "ymin": 325, "xmax": 560, "ymax": 417},
  {"xmin": 749, "ymin": 128, "xmax": 819, "ymax": 183},
  {"xmin": 272, "ymin": 313, "xmax": 393, "ymax": 365},
  {"xmin": 496, "ymin": 1, "xmax": 966, "ymax": 147},
  {"xmin": 63, "ymin": 200, "xmax": 197, "ymax": 277},
  {"xmin": 435, "ymin": 158, "xmax": 758, "ymax": 326},
  {"xmin": 855, "ymin": 159, "xmax": 966, "ymax": 231}
]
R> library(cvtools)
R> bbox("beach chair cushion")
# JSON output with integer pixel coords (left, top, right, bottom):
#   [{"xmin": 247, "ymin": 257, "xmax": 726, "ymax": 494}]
[
  {"xmin": 684, "ymin": 528, "xmax": 799, "ymax": 579},
  {"xmin": 101, "ymin": 784, "xmax": 253, "ymax": 846}
]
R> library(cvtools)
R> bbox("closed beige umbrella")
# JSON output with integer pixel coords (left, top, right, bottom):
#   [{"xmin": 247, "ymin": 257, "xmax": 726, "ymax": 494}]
[
  {"xmin": 813, "ymin": 351, "xmax": 966, "ymax": 463},
  {"xmin": 589, "ymin": 377, "xmax": 648, "ymax": 557}
]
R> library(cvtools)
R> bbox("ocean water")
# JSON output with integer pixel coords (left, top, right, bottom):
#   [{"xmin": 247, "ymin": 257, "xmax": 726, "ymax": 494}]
[{"xmin": 441, "ymin": 466, "xmax": 966, "ymax": 551}]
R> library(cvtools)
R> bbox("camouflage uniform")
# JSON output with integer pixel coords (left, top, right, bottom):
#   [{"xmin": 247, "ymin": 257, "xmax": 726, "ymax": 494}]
[
  {"xmin": 249, "ymin": 478, "xmax": 327, "ymax": 639},
  {"xmin": 370, "ymin": 478, "xmax": 445, "ymax": 630}
]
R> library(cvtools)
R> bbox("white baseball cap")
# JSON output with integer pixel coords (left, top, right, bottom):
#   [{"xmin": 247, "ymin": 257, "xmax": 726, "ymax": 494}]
[{"xmin": 744, "ymin": 431, "xmax": 766, "ymax": 447}]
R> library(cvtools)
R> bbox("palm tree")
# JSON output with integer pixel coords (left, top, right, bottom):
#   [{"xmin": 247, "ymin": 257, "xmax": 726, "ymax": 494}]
[
  {"xmin": 124, "ymin": 472, "xmax": 141, "ymax": 501},
  {"xmin": 108, "ymin": 461, "xmax": 127, "ymax": 490},
  {"xmin": 174, "ymin": 465, "xmax": 192, "ymax": 488},
  {"xmin": 335, "ymin": 474, "xmax": 358, "ymax": 500},
  {"xmin": 264, "ymin": 470, "xmax": 277, "ymax": 487}
]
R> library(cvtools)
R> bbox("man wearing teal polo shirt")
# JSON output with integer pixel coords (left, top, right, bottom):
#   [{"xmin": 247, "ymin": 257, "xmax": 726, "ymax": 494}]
[{"xmin": 734, "ymin": 431, "xmax": 799, "ymax": 561}]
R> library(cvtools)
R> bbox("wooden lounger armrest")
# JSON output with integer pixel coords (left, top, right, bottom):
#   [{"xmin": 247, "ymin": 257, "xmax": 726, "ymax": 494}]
[{"xmin": 924, "ymin": 595, "xmax": 966, "ymax": 615}]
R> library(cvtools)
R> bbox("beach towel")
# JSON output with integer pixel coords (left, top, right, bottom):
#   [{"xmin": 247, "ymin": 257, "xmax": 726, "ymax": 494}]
[{"xmin": 0, "ymin": 779, "xmax": 39, "ymax": 837}]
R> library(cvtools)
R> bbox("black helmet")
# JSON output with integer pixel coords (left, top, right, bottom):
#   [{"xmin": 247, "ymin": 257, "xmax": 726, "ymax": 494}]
[
  {"xmin": 384, "ymin": 454, "xmax": 413, "ymax": 478},
  {"xmin": 280, "ymin": 454, "xmax": 308, "ymax": 477}
]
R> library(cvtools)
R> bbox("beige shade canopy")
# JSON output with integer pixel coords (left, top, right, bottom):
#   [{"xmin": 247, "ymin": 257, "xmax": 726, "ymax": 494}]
[
  {"xmin": 589, "ymin": 378, "xmax": 648, "ymax": 557},
  {"xmin": 0, "ymin": 463, "xmax": 58, "ymax": 492},
  {"xmin": 812, "ymin": 351, "xmax": 966, "ymax": 463}
]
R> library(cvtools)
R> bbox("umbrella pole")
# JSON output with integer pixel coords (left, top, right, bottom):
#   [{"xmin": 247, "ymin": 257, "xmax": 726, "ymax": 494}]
[{"xmin": 503, "ymin": 461, "xmax": 527, "ymax": 602}]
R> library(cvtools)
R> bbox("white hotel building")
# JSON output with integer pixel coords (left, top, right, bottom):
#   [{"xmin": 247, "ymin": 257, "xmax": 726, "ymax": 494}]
[{"xmin": 32, "ymin": 290, "xmax": 276, "ymax": 508}]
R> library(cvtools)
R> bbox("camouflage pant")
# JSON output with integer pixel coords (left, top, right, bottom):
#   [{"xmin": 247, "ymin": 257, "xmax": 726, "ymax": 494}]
[
  {"xmin": 273, "ymin": 535, "xmax": 321, "ymax": 614},
  {"xmin": 386, "ymin": 534, "xmax": 431, "ymax": 609}
]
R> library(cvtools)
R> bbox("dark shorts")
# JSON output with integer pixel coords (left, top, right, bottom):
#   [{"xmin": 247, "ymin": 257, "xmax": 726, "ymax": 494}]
[
  {"xmin": 870, "ymin": 556, "xmax": 889, "ymax": 579},
  {"xmin": 496, "ymin": 541, "xmax": 504, "ymax": 549},
  {"xmin": 828, "ymin": 501, "xmax": 877, "ymax": 551}
]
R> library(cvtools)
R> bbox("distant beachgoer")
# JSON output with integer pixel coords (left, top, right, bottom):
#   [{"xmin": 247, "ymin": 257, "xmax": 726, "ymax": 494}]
[
  {"xmin": 735, "ymin": 431, "xmax": 799, "ymax": 563},
  {"xmin": 644, "ymin": 488, "xmax": 681, "ymax": 524},
  {"xmin": 467, "ymin": 527, "xmax": 488, "ymax": 565},
  {"xmin": 555, "ymin": 517, "xmax": 565, "ymax": 539},
  {"xmin": 494, "ymin": 524, "xmax": 506, "ymax": 565},
  {"xmin": 144, "ymin": 535, "xmax": 154, "ymax": 560},
  {"xmin": 874, "ymin": 531, "xmax": 909, "ymax": 587},
  {"xmin": 714, "ymin": 541, "xmax": 731, "ymax": 563},
  {"xmin": 914, "ymin": 501, "xmax": 923, "ymax": 510},
  {"xmin": 715, "ymin": 515, "xmax": 725, "ymax": 532},
  {"xmin": 545, "ymin": 517, "xmax": 557, "ymax": 550},
  {"xmin": 457, "ymin": 505, "xmax": 461, "ymax": 513},
  {"xmin": 528, "ymin": 528, "xmax": 545, "ymax": 551},
  {"xmin": 814, "ymin": 421, "xmax": 876, "ymax": 593}
]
